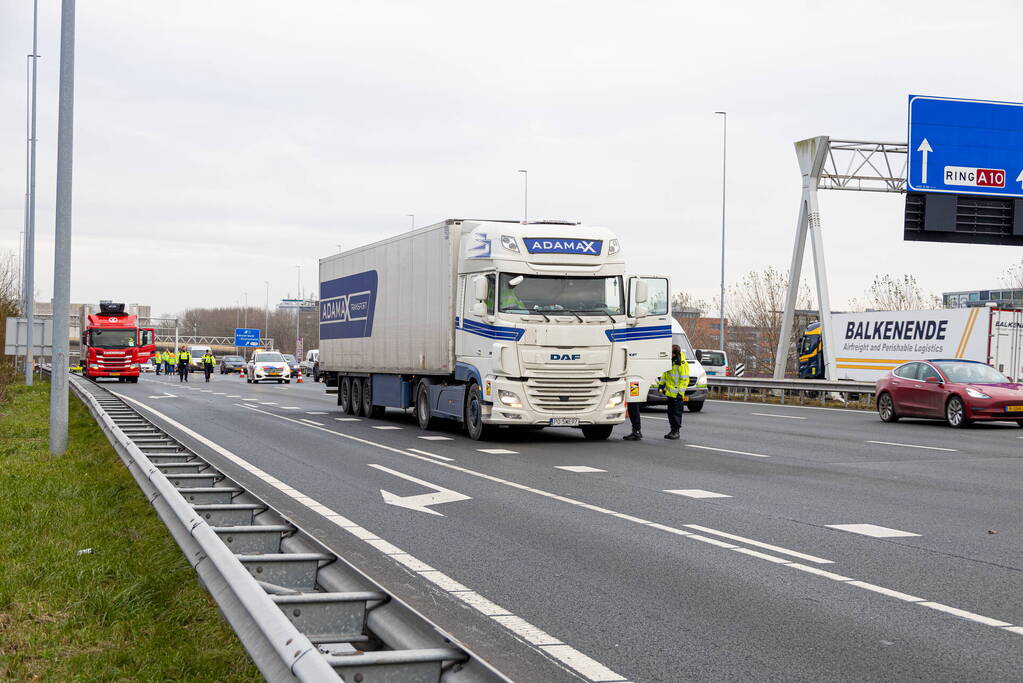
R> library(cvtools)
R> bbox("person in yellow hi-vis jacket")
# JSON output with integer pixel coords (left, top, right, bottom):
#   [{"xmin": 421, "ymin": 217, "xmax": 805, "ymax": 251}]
[{"xmin": 657, "ymin": 344, "xmax": 690, "ymax": 440}]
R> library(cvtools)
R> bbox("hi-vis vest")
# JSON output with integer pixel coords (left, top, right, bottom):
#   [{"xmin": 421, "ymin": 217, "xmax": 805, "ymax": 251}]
[
  {"xmin": 179, "ymin": 352, "xmax": 191, "ymax": 363},
  {"xmin": 202, "ymin": 354, "xmax": 215, "ymax": 366},
  {"xmin": 659, "ymin": 356, "xmax": 691, "ymax": 398}
]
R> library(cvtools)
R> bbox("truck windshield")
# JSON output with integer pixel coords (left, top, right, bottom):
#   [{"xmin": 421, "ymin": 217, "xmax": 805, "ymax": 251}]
[
  {"xmin": 498, "ymin": 274, "xmax": 623, "ymax": 315},
  {"xmin": 90, "ymin": 328, "xmax": 137, "ymax": 348}
]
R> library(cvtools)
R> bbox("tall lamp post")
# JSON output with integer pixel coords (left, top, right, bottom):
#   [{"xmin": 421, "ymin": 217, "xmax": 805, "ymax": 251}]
[
  {"xmin": 714, "ymin": 111, "xmax": 727, "ymax": 353},
  {"xmin": 23, "ymin": 0, "xmax": 40, "ymax": 386},
  {"xmin": 407, "ymin": 214, "xmax": 414, "ymax": 230},
  {"xmin": 517, "ymin": 170, "xmax": 528, "ymax": 223},
  {"xmin": 264, "ymin": 281, "xmax": 269, "ymax": 345}
]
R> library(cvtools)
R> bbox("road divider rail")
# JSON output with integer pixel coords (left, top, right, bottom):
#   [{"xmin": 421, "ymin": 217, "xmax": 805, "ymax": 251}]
[
  {"xmin": 706, "ymin": 376, "xmax": 876, "ymax": 407},
  {"xmin": 63, "ymin": 371, "xmax": 501, "ymax": 683}
]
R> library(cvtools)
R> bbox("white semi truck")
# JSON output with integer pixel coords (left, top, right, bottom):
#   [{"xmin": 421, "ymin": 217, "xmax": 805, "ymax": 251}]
[{"xmin": 317, "ymin": 219, "xmax": 672, "ymax": 440}]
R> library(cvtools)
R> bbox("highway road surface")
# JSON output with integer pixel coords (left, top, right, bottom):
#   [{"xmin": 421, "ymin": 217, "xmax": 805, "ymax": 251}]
[{"xmin": 109, "ymin": 372, "xmax": 1022, "ymax": 681}]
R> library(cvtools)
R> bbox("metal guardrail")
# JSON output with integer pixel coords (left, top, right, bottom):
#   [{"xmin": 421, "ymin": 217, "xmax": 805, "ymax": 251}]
[
  {"xmin": 706, "ymin": 376, "xmax": 876, "ymax": 408},
  {"xmin": 54, "ymin": 368, "xmax": 501, "ymax": 683}
]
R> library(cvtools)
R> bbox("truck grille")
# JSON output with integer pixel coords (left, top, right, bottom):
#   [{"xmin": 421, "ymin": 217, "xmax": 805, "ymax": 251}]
[
  {"xmin": 525, "ymin": 377, "xmax": 603, "ymax": 413},
  {"xmin": 96, "ymin": 356, "xmax": 131, "ymax": 371}
]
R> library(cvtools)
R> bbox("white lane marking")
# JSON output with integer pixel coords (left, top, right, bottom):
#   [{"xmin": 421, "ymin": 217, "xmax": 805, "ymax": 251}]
[
  {"xmin": 708, "ymin": 398, "xmax": 868, "ymax": 414},
  {"xmin": 1005, "ymin": 626, "xmax": 1023, "ymax": 635},
  {"xmin": 665, "ymin": 489, "xmax": 730, "ymax": 499},
  {"xmin": 146, "ymin": 393, "xmax": 177, "ymax": 400},
  {"xmin": 732, "ymin": 547, "xmax": 791, "ymax": 564},
  {"xmin": 686, "ymin": 444, "xmax": 770, "ymax": 458},
  {"xmin": 865, "ymin": 440, "xmax": 957, "ymax": 452},
  {"xmin": 306, "ymin": 411, "xmax": 328, "ymax": 415},
  {"xmin": 373, "ymin": 425, "xmax": 402, "ymax": 430},
  {"xmin": 200, "ymin": 390, "xmax": 212, "ymax": 393},
  {"xmin": 212, "ymin": 392, "xmax": 226, "ymax": 395},
  {"xmin": 220, "ymin": 401, "xmax": 1023, "ymax": 639},
  {"xmin": 419, "ymin": 570, "xmax": 471, "ymax": 592},
  {"xmin": 300, "ymin": 419, "xmax": 324, "ymax": 426},
  {"xmin": 453, "ymin": 591, "xmax": 510, "ymax": 616},
  {"xmin": 368, "ymin": 463, "xmax": 472, "ymax": 516},
  {"xmin": 555, "ymin": 466, "xmax": 606, "ymax": 473},
  {"xmin": 242, "ymin": 398, "xmax": 258, "ymax": 402},
  {"xmin": 827, "ymin": 524, "xmax": 921, "ymax": 538},
  {"xmin": 407, "ymin": 448, "xmax": 455, "ymax": 462},
  {"xmin": 419, "ymin": 435, "xmax": 454, "ymax": 441},
  {"xmin": 335, "ymin": 417, "xmax": 361, "ymax": 422},
  {"xmin": 259, "ymin": 402, "xmax": 277, "ymax": 405},
  {"xmin": 751, "ymin": 412, "xmax": 806, "ymax": 420},
  {"xmin": 478, "ymin": 448, "xmax": 518, "ymax": 454},
  {"xmin": 281, "ymin": 406, "xmax": 301, "ymax": 410},
  {"xmin": 846, "ymin": 581, "xmax": 923, "ymax": 603},
  {"xmin": 683, "ymin": 525, "xmax": 833, "ymax": 564},
  {"xmin": 112, "ymin": 395, "xmax": 627, "ymax": 682},
  {"xmin": 227, "ymin": 395, "xmax": 241, "ymax": 398},
  {"xmin": 918, "ymin": 602, "xmax": 1012, "ymax": 627}
]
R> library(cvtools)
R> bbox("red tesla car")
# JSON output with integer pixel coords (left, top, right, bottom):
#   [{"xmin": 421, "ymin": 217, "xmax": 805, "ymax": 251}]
[{"xmin": 876, "ymin": 359, "xmax": 1023, "ymax": 428}]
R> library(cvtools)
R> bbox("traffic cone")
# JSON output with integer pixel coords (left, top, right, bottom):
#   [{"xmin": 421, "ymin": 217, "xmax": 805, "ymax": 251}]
[
  {"xmin": 296, "ymin": 372, "xmax": 303, "ymax": 383},
  {"xmin": 240, "ymin": 366, "xmax": 246, "ymax": 379}
]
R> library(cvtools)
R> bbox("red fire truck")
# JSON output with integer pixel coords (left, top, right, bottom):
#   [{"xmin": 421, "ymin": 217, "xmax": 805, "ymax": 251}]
[{"xmin": 80, "ymin": 301, "xmax": 156, "ymax": 382}]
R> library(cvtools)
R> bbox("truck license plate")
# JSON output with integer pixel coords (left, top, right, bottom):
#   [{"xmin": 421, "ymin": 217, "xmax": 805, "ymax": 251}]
[
  {"xmin": 109, "ymin": 373, "xmax": 119, "ymax": 376},
  {"xmin": 1006, "ymin": 405, "xmax": 1023, "ymax": 412},
  {"xmin": 549, "ymin": 417, "xmax": 580, "ymax": 426}
]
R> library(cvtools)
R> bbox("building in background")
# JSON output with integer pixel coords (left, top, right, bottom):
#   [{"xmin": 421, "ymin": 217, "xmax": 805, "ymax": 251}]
[{"xmin": 944, "ymin": 288, "xmax": 1023, "ymax": 308}]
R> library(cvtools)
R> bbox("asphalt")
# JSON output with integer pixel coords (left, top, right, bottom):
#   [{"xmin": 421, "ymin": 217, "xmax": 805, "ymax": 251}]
[{"xmin": 106, "ymin": 371, "xmax": 1023, "ymax": 682}]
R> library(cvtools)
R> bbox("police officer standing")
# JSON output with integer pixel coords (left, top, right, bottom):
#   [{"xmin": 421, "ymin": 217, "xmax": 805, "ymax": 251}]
[
  {"xmin": 201, "ymin": 350, "xmax": 216, "ymax": 382},
  {"xmin": 153, "ymin": 349, "xmax": 161, "ymax": 375},
  {"xmin": 166, "ymin": 349, "xmax": 177, "ymax": 377},
  {"xmin": 178, "ymin": 347, "xmax": 191, "ymax": 382},
  {"xmin": 657, "ymin": 344, "xmax": 690, "ymax": 440}
]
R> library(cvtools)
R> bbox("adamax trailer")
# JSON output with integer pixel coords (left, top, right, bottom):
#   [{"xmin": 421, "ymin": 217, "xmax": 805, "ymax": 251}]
[
  {"xmin": 318, "ymin": 219, "xmax": 672, "ymax": 440},
  {"xmin": 799, "ymin": 307, "xmax": 1023, "ymax": 382}
]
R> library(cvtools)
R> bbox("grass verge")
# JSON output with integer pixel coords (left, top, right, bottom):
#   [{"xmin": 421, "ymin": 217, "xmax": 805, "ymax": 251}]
[{"xmin": 0, "ymin": 380, "xmax": 260, "ymax": 681}]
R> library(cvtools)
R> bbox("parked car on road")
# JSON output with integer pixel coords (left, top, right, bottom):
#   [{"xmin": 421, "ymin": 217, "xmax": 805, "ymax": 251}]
[
  {"xmin": 301, "ymin": 349, "xmax": 319, "ymax": 380},
  {"xmin": 140, "ymin": 359, "xmax": 156, "ymax": 373},
  {"xmin": 246, "ymin": 351, "xmax": 292, "ymax": 384},
  {"xmin": 876, "ymin": 359, "xmax": 1023, "ymax": 428},
  {"xmin": 219, "ymin": 354, "xmax": 246, "ymax": 374},
  {"xmin": 697, "ymin": 348, "xmax": 729, "ymax": 377},
  {"xmin": 282, "ymin": 353, "xmax": 302, "ymax": 377}
]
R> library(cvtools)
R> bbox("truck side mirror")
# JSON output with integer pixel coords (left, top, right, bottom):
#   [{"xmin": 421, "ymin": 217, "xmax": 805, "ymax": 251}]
[
  {"xmin": 635, "ymin": 303, "xmax": 650, "ymax": 318},
  {"xmin": 473, "ymin": 276, "xmax": 489, "ymax": 303},
  {"xmin": 472, "ymin": 301, "xmax": 488, "ymax": 317},
  {"xmin": 634, "ymin": 279, "xmax": 649, "ymax": 304}
]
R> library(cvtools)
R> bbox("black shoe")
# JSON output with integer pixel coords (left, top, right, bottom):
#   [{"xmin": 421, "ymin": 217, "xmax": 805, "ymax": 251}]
[
  {"xmin": 664, "ymin": 431, "xmax": 680, "ymax": 440},
  {"xmin": 623, "ymin": 432, "xmax": 642, "ymax": 441}
]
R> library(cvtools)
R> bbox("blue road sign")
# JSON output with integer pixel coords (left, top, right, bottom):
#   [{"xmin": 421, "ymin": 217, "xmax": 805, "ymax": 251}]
[
  {"xmin": 908, "ymin": 95, "xmax": 1023, "ymax": 199},
  {"xmin": 234, "ymin": 328, "xmax": 261, "ymax": 347}
]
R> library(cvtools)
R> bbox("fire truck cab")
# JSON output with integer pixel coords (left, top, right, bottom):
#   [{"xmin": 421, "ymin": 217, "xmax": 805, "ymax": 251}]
[{"xmin": 80, "ymin": 301, "xmax": 155, "ymax": 382}]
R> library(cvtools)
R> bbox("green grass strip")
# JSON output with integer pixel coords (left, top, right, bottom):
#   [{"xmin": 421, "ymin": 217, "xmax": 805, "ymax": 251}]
[{"xmin": 0, "ymin": 381, "xmax": 259, "ymax": 681}]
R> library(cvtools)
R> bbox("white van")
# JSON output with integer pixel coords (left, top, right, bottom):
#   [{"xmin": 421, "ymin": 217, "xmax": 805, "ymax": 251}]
[
  {"xmin": 301, "ymin": 349, "xmax": 319, "ymax": 380},
  {"xmin": 697, "ymin": 349, "xmax": 729, "ymax": 377},
  {"xmin": 645, "ymin": 319, "xmax": 709, "ymax": 412},
  {"xmin": 187, "ymin": 345, "xmax": 212, "ymax": 370}
]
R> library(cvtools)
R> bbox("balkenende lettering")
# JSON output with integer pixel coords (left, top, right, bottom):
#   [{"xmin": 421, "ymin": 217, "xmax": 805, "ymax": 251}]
[{"xmin": 844, "ymin": 319, "xmax": 948, "ymax": 341}]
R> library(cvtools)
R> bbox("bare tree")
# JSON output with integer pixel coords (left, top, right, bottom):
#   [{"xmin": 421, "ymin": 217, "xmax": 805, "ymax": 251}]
[
  {"xmin": 725, "ymin": 267, "xmax": 814, "ymax": 376},
  {"xmin": 1001, "ymin": 259, "xmax": 1023, "ymax": 290},
  {"xmin": 671, "ymin": 291, "xmax": 708, "ymax": 315},
  {"xmin": 0, "ymin": 250, "xmax": 22, "ymax": 399},
  {"xmin": 854, "ymin": 274, "xmax": 941, "ymax": 311}
]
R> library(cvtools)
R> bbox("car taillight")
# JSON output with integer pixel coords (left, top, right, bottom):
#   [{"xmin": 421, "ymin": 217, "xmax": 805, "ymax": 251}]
[{"xmin": 725, "ymin": 366, "xmax": 731, "ymax": 376}]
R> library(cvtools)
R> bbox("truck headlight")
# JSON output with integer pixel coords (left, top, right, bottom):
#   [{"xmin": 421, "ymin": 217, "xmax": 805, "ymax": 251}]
[
  {"xmin": 130, "ymin": 363, "xmax": 139, "ymax": 368},
  {"xmin": 607, "ymin": 239, "xmax": 620, "ymax": 255},
  {"xmin": 498, "ymin": 390, "xmax": 522, "ymax": 408},
  {"xmin": 500, "ymin": 235, "xmax": 520, "ymax": 252},
  {"xmin": 606, "ymin": 390, "xmax": 625, "ymax": 408},
  {"xmin": 89, "ymin": 364, "xmax": 100, "ymax": 369}
]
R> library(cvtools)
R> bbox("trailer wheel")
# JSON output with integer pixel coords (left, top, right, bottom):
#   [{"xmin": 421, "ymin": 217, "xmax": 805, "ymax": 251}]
[
  {"xmin": 464, "ymin": 383, "xmax": 494, "ymax": 441},
  {"xmin": 339, "ymin": 376, "xmax": 353, "ymax": 414},
  {"xmin": 363, "ymin": 377, "xmax": 383, "ymax": 418},
  {"xmin": 416, "ymin": 382, "xmax": 437, "ymax": 431},
  {"xmin": 351, "ymin": 378, "xmax": 366, "ymax": 417}
]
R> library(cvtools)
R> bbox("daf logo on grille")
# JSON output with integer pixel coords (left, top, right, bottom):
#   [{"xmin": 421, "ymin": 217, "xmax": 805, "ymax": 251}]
[{"xmin": 550, "ymin": 353, "xmax": 581, "ymax": 361}]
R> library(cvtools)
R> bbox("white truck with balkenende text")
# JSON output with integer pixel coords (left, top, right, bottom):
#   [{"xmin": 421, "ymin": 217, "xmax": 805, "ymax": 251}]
[{"xmin": 317, "ymin": 219, "xmax": 672, "ymax": 440}]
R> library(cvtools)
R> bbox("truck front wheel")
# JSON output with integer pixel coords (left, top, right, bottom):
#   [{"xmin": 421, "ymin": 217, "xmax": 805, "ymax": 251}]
[
  {"xmin": 581, "ymin": 425, "xmax": 614, "ymax": 440},
  {"xmin": 464, "ymin": 383, "xmax": 494, "ymax": 441}
]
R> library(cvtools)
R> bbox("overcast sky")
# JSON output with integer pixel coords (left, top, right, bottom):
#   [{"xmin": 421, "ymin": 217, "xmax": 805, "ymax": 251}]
[{"xmin": 2, "ymin": 0, "xmax": 1022, "ymax": 318}]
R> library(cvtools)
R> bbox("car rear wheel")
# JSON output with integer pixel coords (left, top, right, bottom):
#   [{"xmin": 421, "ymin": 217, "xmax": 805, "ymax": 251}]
[
  {"xmin": 945, "ymin": 395, "xmax": 969, "ymax": 428},
  {"xmin": 338, "ymin": 376, "xmax": 352, "ymax": 413},
  {"xmin": 877, "ymin": 392, "xmax": 899, "ymax": 423},
  {"xmin": 351, "ymin": 378, "xmax": 365, "ymax": 417}
]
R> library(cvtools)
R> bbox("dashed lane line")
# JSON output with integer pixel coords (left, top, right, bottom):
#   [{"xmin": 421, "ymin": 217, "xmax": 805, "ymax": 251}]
[
  {"xmin": 407, "ymin": 448, "xmax": 455, "ymax": 462},
  {"xmin": 555, "ymin": 466, "xmax": 606, "ymax": 473},
  {"xmin": 827, "ymin": 524, "xmax": 921, "ymax": 538},
  {"xmin": 419, "ymin": 435, "xmax": 454, "ymax": 441},
  {"xmin": 865, "ymin": 440, "xmax": 957, "ymax": 452},
  {"xmin": 217, "ymin": 400, "xmax": 1023, "ymax": 641},
  {"xmin": 686, "ymin": 444, "xmax": 770, "ymax": 458},
  {"xmin": 750, "ymin": 412, "xmax": 807, "ymax": 420},
  {"xmin": 373, "ymin": 426, "xmax": 403, "ymax": 430},
  {"xmin": 117, "ymin": 394, "xmax": 630, "ymax": 683},
  {"xmin": 478, "ymin": 448, "xmax": 518, "ymax": 455},
  {"xmin": 300, "ymin": 419, "xmax": 324, "ymax": 426},
  {"xmin": 665, "ymin": 489, "xmax": 731, "ymax": 499}
]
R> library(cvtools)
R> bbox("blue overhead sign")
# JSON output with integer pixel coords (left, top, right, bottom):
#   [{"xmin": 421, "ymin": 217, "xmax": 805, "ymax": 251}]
[
  {"xmin": 908, "ymin": 95, "xmax": 1023, "ymax": 199},
  {"xmin": 234, "ymin": 328, "xmax": 261, "ymax": 347}
]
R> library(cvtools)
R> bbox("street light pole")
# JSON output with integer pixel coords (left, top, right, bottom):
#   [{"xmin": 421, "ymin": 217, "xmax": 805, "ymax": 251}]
[
  {"xmin": 407, "ymin": 214, "xmax": 415, "ymax": 230},
  {"xmin": 49, "ymin": 0, "xmax": 76, "ymax": 455},
  {"xmin": 517, "ymin": 170, "xmax": 528, "ymax": 223},
  {"xmin": 714, "ymin": 111, "xmax": 727, "ymax": 354},
  {"xmin": 264, "ymin": 281, "xmax": 269, "ymax": 344},
  {"xmin": 23, "ymin": 0, "xmax": 40, "ymax": 386}
]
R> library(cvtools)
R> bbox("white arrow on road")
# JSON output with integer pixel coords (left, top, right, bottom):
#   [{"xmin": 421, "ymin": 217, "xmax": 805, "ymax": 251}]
[
  {"xmin": 147, "ymin": 392, "xmax": 177, "ymax": 399},
  {"xmin": 369, "ymin": 464, "xmax": 471, "ymax": 516},
  {"xmin": 917, "ymin": 138, "xmax": 933, "ymax": 184}
]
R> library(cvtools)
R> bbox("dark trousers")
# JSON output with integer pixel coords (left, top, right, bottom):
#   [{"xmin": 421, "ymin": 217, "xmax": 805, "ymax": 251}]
[
  {"xmin": 666, "ymin": 396, "xmax": 684, "ymax": 433},
  {"xmin": 178, "ymin": 362, "xmax": 188, "ymax": 382},
  {"xmin": 154, "ymin": 362, "xmax": 160, "ymax": 375},
  {"xmin": 165, "ymin": 361, "xmax": 173, "ymax": 374},
  {"xmin": 203, "ymin": 364, "xmax": 213, "ymax": 382},
  {"xmin": 627, "ymin": 402, "xmax": 642, "ymax": 434}
]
